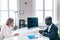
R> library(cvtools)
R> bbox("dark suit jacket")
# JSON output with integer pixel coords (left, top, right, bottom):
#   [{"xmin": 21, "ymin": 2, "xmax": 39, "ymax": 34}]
[{"xmin": 39, "ymin": 24, "xmax": 60, "ymax": 40}]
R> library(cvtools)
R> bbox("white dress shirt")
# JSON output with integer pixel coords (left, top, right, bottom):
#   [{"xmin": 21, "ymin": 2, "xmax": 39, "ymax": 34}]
[
  {"xmin": 1, "ymin": 25, "xmax": 14, "ymax": 39},
  {"xmin": 48, "ymin": 24, "xmax": 53, "ymax": 32}
]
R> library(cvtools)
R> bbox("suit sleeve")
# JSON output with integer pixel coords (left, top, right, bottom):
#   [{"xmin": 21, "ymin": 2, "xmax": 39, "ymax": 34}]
[
  {"xmin": 44, "ymin": 27, "xmax": 48, "ymax": 32},
  {"xmin": 42, "ymin": 26, "xmax": 58, "ymax": 39},
  {"xmin": 39, "ymin": 28, "xmax": 48, "ymax": 34}
]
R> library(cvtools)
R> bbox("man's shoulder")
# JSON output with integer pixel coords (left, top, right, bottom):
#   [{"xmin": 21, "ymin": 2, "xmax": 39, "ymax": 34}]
[{"xmin": 52, "ymin": 24, "xmax": 58, "ymax": 29}]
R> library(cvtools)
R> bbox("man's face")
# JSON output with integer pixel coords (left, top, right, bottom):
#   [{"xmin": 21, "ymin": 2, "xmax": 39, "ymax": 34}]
[{"xmin": 45, "ymin": 19, "xmax": 52, "ymax": 25}]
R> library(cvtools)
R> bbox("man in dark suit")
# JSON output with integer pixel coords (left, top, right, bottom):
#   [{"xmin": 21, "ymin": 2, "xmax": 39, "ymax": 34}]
[{"xmin": 39, "ymin": 17, "xmax": 60, "ymax": 40}]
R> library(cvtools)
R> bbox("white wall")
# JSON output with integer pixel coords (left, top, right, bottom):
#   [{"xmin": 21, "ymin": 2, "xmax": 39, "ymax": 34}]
[
  {"xmin": 18, "ymin": 0, "xmax": 35, "ymax": 24},
  {"xmin": 57, "ymin": 0, "xmax": 60, "ymax": 31},
  {"xmin": 57, "ymin": 0, "xmax": 60, "ymax": 24}
]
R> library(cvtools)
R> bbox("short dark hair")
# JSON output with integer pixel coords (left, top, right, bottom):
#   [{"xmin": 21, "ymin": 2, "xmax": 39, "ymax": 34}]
[{"xmin": 46, "ymin": 17, "xmax": 52, "ymax": 21}]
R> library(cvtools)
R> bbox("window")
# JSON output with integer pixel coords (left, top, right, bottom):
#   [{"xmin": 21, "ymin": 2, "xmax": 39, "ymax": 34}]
[
  {"xmin": 0, "ymin": 11, "xmax": 8, "ymax": 24},
  {"xmin": 36, "ymin": 0, "xmax": 57, "ymax": 24},
  {"xmin": 0, "ymin": 0, "xmax": 17, "ymax": 25}
]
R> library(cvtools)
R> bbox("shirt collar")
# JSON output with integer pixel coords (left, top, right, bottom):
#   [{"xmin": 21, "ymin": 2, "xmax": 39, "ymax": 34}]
[
  {"xmin": 48, "ymin": 23, "xmax": 53, "ymax": 32},
  {"xmin": 49, "ymin": 23, "xmax": 53, "ymax": 27},
  {"xmin": 48, "ymin": 23, "xmax": 53, "ymax": 30}
]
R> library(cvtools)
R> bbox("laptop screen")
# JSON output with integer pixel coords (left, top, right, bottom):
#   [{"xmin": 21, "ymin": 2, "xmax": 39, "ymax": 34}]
[{"xmin": 27, "ymin": 17, "xmax": 38, "ymax": 28}]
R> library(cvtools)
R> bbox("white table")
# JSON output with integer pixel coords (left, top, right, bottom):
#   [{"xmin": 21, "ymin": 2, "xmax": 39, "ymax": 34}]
[
  {"xmin": 4, "ymin": 27, "xmax": 50, "ymax": 40},
  {"xmin": 4, "ymin": 35, "xmax": 49, "ymax": 40},
  {"xmin": 14, "ymin": 28, "xmax": 49, "ymax": 40}
]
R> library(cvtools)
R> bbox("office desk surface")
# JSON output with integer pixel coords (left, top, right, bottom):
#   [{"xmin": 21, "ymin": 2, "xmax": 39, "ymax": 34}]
[
  {"xmin": 3, "ymin": 35, "xmax": 49, "ymax": 40},
  {"xmin": 14, "ymin": 28, "xmax": 49, "ymax": 40},
  {"xmin": 15, "ymin": 35, "xmax": 49, "ymax": 40},
  {"xmin": 4, "ymin": 27, "xmax": 49, "ymax": 40}
]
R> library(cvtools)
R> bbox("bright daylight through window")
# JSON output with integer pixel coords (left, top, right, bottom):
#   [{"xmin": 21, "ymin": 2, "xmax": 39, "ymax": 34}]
[
  {"xmin": 0, "ymin": 0, "xmax": 17, "ymax": 25},
  {"xmin": 36, "ymin": 0, "xmax": 57, "ymax": 24}
]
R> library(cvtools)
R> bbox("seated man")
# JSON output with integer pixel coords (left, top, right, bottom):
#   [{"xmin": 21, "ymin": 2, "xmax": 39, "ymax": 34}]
[{"xmin": 39, "ymin": 17, "xmax": 60, "ymax": 40}]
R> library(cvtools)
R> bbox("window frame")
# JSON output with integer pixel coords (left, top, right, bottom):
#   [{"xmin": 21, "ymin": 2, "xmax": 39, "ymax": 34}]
[
  {"xmin": 35, "ymin": 0, "xmax": 57, "ymax": 24},
  {"xmin": 0, "ymin": 0, "xmax": 17, "ymax": 25}
]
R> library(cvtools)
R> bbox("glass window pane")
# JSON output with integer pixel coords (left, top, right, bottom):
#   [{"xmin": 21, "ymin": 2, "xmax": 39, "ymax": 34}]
[
  {"xmin": 36, "ymin": 0, "xmax": 43, "ymax": 10},
  {"xmin": 9, "ymin": 11, "xmax": 15, "ymax": 20},
  {"xmin": 36, "ymin": 11, "xmax": 43, "ymax": 23},
  {"xmin": 45, "ymin": 0, "xmax": 52, "ymax": 10},
  {"xmin": 45, "ymin": 11, "xmax": 52, "ymax": 18},
  {"xmin": 9, "ymin": 11, "xmax": 15, "ymax": 25},
  {"xmin": 0, "ymin": 11, "xmax": 8, "ymax": 25},
  {"xmin": 1, "ymin": 0, "xmax": 8, "ymax": 10},
  {"xmin": 9, "ymin": 0, "xmax": 17, "ymax": 10}
]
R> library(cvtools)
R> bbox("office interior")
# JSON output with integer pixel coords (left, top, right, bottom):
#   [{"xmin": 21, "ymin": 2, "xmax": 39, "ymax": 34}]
[{"xmin": 0, "ymin": 0, "xmax": 60, "ymax": 40}]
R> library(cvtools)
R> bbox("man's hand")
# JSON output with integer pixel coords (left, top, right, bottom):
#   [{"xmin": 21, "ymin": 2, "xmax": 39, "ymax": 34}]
[{"xmin": 39, "ymin": 30, "xmax": 44, "ymax": 34}]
